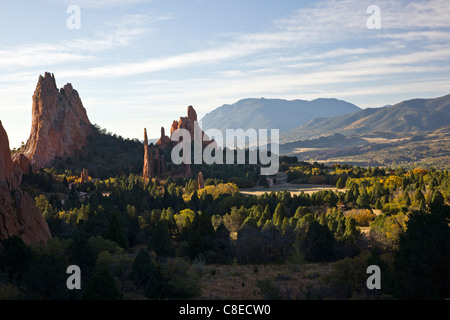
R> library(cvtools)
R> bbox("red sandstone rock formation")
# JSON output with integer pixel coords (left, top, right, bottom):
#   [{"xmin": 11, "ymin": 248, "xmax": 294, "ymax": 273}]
[
  {"xmin": 0, "ymin": 121, "xmax": 51, "ymax": 244},
  {"xmin": 13, "ymin": 154, "xmax": 31, "ymax": 175},
  {"xmin": 156, "ymin": 127, "xmax": 170, "ymax": 148},
  {"xmin": 143, "ymin": 128, "xmax": 151, "ymax": 180},
  {"xmin": 154, "ymin": 148, "xmax": 161, "ymax": 177},
  {"xmin": 80, "ymin": 169, "xmax": 89, "ymax": 184},
  {"xmin": 167, "ymin": 106, "xmax": 219, "ymax": 177},
  {"xmin": 13, "ymin": 72, "xmax": 94, "ymax": 171},
  {"xmin": 169, "ymin": 105, "xmax": 213, "ymax": 146},
  {"xmin": 143, "ymin": 128, "xmax": 166, "ymax": 180},
  {"xmin": 198, "ymin": 171, "xmax": 205, "ymax": 189},
  {"xmin": 146, "ymin": 106, "xmax": 214, "ymax": 179}
]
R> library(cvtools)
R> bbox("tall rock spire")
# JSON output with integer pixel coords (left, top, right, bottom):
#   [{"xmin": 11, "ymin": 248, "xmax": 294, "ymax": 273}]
[
  {"xmin": 156, "ymin": 126, "xmax": 170, "ymax": 148},
  {"xmin": 198, "ymin": 171, "xmax": 205, "ymax": 189},
  {"xmin": 143, "ymin": 128, "xmax": 151, "ymax": 180}
]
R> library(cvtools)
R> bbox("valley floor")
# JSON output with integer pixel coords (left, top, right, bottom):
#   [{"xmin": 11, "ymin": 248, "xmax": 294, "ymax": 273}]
[{"xmin": 240, "ymin": 184, "xmax": 341, "ymax": 196}]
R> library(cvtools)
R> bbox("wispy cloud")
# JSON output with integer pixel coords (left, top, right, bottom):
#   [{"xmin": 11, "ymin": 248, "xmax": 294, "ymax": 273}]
[
  {"xmin": 56, "ymin": 0, "xmax": 450, "ymax": 79},
  {"xmin": 58, "ymin": 0, "xmax": 153, "ymax": 9},
  {"xmin": 0, "ymin": 13, "xmax": 155, "ymax": 70},
  {"xmin": 63, "ymin": 14, "xmax": 153, "ymax": 52},
  {"xmin": 0, "ymin": 44, "xmax": 94, "ymax": 70}
]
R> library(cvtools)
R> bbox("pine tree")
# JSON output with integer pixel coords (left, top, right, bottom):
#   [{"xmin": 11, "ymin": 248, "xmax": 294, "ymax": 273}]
[
  {"xmin": 343, "ymin": 217, "xmax": 360, "ymax": 243},
  {"xmin": 149, "ymin": 219, "xmax": 176, "ymax": 258},
  {"xmin": 130, "ymin": 249, "xmax": 165, "ymax": 299},
  {"xmin": 83, "ymin": 266, "xmax": 124, "ymax": 300},
  {"xmin": 334, "ymin": 218, "xmax": 345, "ymax": 241},
  {"xmin": 188, "ymin": 211, "xmax": 216, "ymax": 259},
  {"xmin": 106, "ymin": 212, "xmax": 128, "ymax": 249},
  {"xmin": 336, "ymin": 177, "xmax": 346, "ymax": 189},
  {"xmin": 272, "ymin": 203, "xmax": 286, "ymax": 227},
  {"xmin": 394, "ymin": 204, "xmax": 450, "ymax": 299},
  {"xmin": 0, "ymin": 236, "xmax": 33, "ymax": 282}
]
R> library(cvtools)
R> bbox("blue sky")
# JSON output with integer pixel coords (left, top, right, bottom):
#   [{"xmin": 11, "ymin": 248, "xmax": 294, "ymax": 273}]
[{"xmin": 1, "ymin": 0, "xmax": 449, "ymax": 148}]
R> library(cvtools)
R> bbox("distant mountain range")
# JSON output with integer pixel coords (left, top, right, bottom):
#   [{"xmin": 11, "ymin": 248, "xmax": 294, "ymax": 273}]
[
  {"xmin": 200, "ymin": 94, "xmax": 450, "ymax": 168},
  {"xmin": 200, "ymin": 97, "xmax": 361, "ymax": 134},
  {"xmin": 281, "ymin": 94, "xmax": 450, "ymax": 143}
]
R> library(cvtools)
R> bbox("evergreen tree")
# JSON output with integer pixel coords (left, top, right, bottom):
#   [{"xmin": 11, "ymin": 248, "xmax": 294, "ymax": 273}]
[
  {"xmin": 394, "ymin": 204, "xmax": 450, "ymax": 299},
  {"xmin": 336, "ymin": 177, "xmax": 346, "ymax": 189},
  {"xmin": 430, "ymin": 190, "xmax": 444, "ymax": 212},
  {"xmin": 334, "ymin": 218, "xmax": 345, "ymax": 241},
  {"xmin": 0, "ymin": 236, "xmax": 33, "ymax": 282},
  {"xmin": 356, "ymin": 189, "xmax": 370, "ymax": 208},
  {"xmin": 67, "ymin": 237, "xmax": 96, "ymax": 276},
  {"xmin": 343, "ymin": 217, "xmax": 360, "ymax": 243},
  {"xmin": 257, "ymin": 205, "xmax": 271, "ymax": 228},
  {"xmin": 106, "ymin": 212, "xmax": 128, "ymax": 249},
  {"xmin": 272, "ymin": 203, "xmax": 286, "ymax": 227},
  {"xmin": 35, "ymin": 194, "xmax": 52, "ymax": 214},
  {"xmin": 188, "ymin": 211, "xmax": 216, "ymax": 259},
  {"xmin": 241, "ymin": 216, "xmax": 257, "ymax": 229},
  {"xmin": 301, "ymin": 220, "xmax": 335, "ymax": 262},
  {"xmin": 130, "ymin": 249, "xmax": 166, "ymax": 299},
  {"xmin": 149, "ymin": 219, "xmax": 176, "ymax": 258},
  {"xmin": 83, "ymin": 266, "xmax": 124, "ymax": 300},
  {"xmin": 212, "ymin": 223, "xmax": 232, "ymax": 264}
]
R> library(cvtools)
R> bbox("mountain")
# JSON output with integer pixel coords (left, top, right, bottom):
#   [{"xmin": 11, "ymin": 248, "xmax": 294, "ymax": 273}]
[
  {"xmin": 281, "ymin": 94, "xmax": 450, "ymax": 143},
  {"xmin": 200, "ymin": 98, "xmax": 361, "ymax": 134},
  {"xmin": 12, "ymin": 72, "xmax": 95, "ymax": 171},
  {"xmin": 280, "ymin": 126, "xmax": 450, "ymax": 168},
  {"xmin": 0, "ymin": 120, "xmax": 51, "ymax": 244}
]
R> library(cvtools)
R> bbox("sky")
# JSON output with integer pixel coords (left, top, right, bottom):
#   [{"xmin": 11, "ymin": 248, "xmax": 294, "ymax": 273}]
[{"xmin": 0, "ymin": 0, "xmax": 449, "ymax": 148}]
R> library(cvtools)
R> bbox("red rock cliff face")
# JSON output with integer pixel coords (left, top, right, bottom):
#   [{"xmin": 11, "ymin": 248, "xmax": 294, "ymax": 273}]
[
  {"xmin": 0, "ymin": 120, "xmax": 51, "ymax": 244},
  {"xmin": 14, "ymin": 72, "xmax": 94, "ymax": 171}
]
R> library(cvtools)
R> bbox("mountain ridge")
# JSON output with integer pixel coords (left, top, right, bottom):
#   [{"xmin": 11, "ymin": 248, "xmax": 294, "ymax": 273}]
[
  {"xmin": 200, "ymin": 97, "xmax": 361, "ymax": 134},
  {"xmin": 281, "ymin": 94, "xmax": 450, "ymax": 143}
]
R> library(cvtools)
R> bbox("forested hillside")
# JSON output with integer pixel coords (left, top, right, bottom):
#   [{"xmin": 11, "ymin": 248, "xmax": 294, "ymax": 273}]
[{"xmin": 1, "ymin": 158, "xmax": 448, "ymax": 300}]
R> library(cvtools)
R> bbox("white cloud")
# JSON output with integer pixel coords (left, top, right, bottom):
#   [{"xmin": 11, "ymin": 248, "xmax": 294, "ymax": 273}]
[
  {"xmin": 0, "ymin": 11, "xmax": 159, "ymax": 71},
  {"xmin": 63, "ymin": 16, "xmax": 151, "ymax": 52},
  {"xmin": 58, "ymin": 0, "xmax": 153, "ymax": 9}
]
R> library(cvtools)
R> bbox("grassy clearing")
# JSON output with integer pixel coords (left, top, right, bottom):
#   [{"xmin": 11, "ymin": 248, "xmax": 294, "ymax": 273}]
[{"xmin": 198, "ymin": 262, "xmax": 333, "ymax": 300}]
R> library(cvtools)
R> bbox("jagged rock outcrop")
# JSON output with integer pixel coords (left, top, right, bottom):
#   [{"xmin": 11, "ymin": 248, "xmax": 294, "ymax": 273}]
[
  {"xmin": 143, "ymin": 128, "xmax": 166, "ymax": 180},
  {"xmin": 13, "ymin": 154, "xmax": 31, "ymax": 175},
  {"xmin": 156, "ymin": 127, "xmax": 170, "ymax": 148},
  {"xmin": 145, "ymin": 106, "xmax": 214, "ymax": 179},
  {"xmin": 13, "ymin": 72, "xmax": 94, "ymax": 171},
  {"xmin": 198, "ymin": 171, "xmax": 205, "ymax": 189},
  {"xmin": 80, "ymin": 169, "xmax": 89, "ymax": 184},
  {"xmin": 0, "ymin": 121, "xmax": 51, "ymax": 244},
  {"xmin": 170, "ymin": 105, "xmax": 214, "ymax": 146},
  {"xmin": 168, "ymin": 106, "xmax": 215, "ymax": 177}
]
